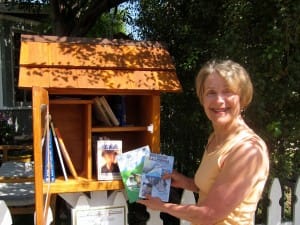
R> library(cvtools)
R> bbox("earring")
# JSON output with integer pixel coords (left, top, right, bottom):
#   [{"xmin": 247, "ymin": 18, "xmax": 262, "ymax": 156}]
[{"xmin": 240, "ymin": 108, "xmax": 245, "ymax": 117}]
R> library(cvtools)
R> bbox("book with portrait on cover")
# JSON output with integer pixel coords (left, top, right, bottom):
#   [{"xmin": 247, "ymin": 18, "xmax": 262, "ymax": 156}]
[
  {"xmin": 139, "ymin": 153, "xmax": 174, "ymax": 202},
  {"xmin": 96, "ymin": 140, "xmax": 122, "ymax": 180},
  {"xmin": 116, "ymin": 145, "xmax": 151, "ymax": 203}
]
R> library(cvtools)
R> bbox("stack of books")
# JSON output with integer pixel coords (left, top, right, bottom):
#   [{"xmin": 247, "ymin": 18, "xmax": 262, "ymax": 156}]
[
  {"xmin": 93, "ymin": 96, "xmax": 126, "ymax": 127},
  {"xmin": 43, "ymin": 116, "xmax": 79, "ymax": 183}
]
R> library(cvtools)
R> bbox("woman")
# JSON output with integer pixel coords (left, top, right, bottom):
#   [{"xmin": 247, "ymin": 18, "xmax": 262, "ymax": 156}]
[{"xmin": 138, "ymin": 59, "xmax": 269, "ymax": 225}]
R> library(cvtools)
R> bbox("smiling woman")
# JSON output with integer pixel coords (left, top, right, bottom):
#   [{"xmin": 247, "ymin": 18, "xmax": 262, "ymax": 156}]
[
  {"xmin": 138, "ymin": 59, "xmax": 269, "ymax": 225},
  {"xmin": 201, "ymin": 72, "xmax": 241, "ymax": 128},
  {"xmin": 196, "ymin": 60, "xmax": 253, "ymax": 110}
]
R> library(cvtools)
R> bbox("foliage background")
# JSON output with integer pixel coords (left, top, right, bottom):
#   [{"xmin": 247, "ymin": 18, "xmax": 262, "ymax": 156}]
[
  {"xmin": 132, "ymin": 0, "xmax": 300, "ymax": 221},
  {"xmin": 3, "ymin": 0, "xmax": 299, "ymax": 223},
  {"xmin": 134, "ymin": 0, "xmax": 300, "ymax": 183}
]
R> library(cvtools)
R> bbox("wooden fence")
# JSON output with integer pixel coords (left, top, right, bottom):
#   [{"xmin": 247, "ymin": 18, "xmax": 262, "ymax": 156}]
[
  {"xmin": 262, "ymin": 177, "xmax": 300, "ymax": 225},
  {"xmin": 0, "ymin": 177, "xmax": 299, "ymax": 225}
]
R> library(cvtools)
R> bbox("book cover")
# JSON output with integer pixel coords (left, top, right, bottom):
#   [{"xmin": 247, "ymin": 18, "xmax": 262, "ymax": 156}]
[
  {"xmin": 93, "ymin": 96, "xmax": 113, "ymax": 126},
  {"xmin": 99, "ymin": 96, "xmax": 120, "ymax": 126},
  {"xmin": 96, "ymin": 140, "xmax": 122, "ymax": 180},
  {"xmin": 116, "ymin": 145, "xmax": 151, "ymax": 203},
  {"xmin": 55, "ymin": 128, "xmax": 78, "ymax": 179},
  {"xmin": 43, "ymin": 125, "xmax": 56, "ymax": 183},
  {"xmin": 139, "ymin": 153, "xmax": 174, "ymax": 202},
  {"xmin": 50, "ymin": 121, "xmax": 68, "ymax": 181}
]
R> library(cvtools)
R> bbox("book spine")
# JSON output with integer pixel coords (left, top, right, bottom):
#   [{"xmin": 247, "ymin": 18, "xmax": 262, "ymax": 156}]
[
  {"xmin": 44, "ymin": 127, "xmax": 56, "ymax": 182},
  {"xmin": 110, "ymin": 95, "xmax": 126, "ymax": 126},
  {"xmin": 55, "ymin": 128, "xmax": 78, "ymax": 179},
  {"xmin": 50, "ymin": 122, "xmax": 68, "ymax": 181},
  {"xmin": 100, "ymin": 96, "xmax": 120, "ymax": 126},
  {"xmin": 116, "ymin": 96, "xmax": 126, "ymax": 126},
  {"xmin": 49, "ymin": 128, "xmax": 56, "ymax": 182},
  {"xmin": 94, "ymin": 97, "xmax": 113, "ymax": 126},
  {"xmin": 43, "ymin": 131, "xmax": 50, "ymax": 182}
]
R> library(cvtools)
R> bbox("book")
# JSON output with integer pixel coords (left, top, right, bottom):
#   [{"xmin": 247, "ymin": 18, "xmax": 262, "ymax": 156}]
[
  {"xmin": 116, "ymin": 145, "xmax": 151, "ymax": 203},
  {"xmin": 43, "ymin": 125, "xmax": 56, "ymax": 183},
  {"xmin": 50, "ymin": 121, "xmax": 68, "ymax": 181},
  {"xmin": 96, "ymin": 140, "xmax": 122, "ymax": 180},
  {"xmin": 55, "ymin": 128, "xmax": 78, "ymax": 179},
  {"xmin": 110, "ymin": 95, "xmax": 126, "ymax": 126},
  {"xmin": 99, "ymin": 96, "xmax": 120, "ymax": 126},
  {"xmin": 139, "ymin": 153, "xmax": 174, "ymax": 202},
  {"xmin": 93, "ymin": 96, "xmax": 113, "ymax": 126}
]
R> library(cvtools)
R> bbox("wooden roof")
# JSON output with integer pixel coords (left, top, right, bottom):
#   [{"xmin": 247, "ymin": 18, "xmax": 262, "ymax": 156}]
[{"xmin": 18, "ymin": 34, "xmax": 182, "ymax": 94}]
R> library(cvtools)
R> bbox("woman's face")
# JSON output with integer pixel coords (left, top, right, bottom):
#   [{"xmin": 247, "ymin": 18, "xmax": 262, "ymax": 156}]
[
  {"xmin": 202, "ymin": 72, "xmax": 241, "ymax": 128},
  {"xmin": 103, "ymin": 152, "xmax": 116, "ymax": 165}
]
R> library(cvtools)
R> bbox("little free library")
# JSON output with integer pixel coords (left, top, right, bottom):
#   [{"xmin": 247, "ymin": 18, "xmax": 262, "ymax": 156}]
[{"xmin": 18, "ymin": 34, "xmax": 182, "ymax": 225}]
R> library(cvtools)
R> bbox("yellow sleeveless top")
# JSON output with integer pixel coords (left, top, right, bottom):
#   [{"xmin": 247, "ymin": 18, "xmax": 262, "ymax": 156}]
[{"xmin": 194, "ymin": 129, "xmax": 269, "ymax": 225}]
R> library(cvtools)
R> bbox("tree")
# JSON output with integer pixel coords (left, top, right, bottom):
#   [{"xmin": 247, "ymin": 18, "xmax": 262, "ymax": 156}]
[
  {"xmin": 3, "ymin": 0, "xmax": 132, "ymax": 108},
  {"xmin": 5, "ymin": 0, "xmax": 130, "ymax": 36},
  {"xmin": 136, "ymin": 0, "xmax": 300, "ymax": 180},
  {"xmin": 50, "ymin": 0, "xmax": 129, "ymax": 36}
]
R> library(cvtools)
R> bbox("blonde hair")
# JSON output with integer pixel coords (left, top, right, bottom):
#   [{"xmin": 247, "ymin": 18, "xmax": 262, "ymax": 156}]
[{"xmin": 195, "ymin": 59, "xmax": 253, "ymax": 109}]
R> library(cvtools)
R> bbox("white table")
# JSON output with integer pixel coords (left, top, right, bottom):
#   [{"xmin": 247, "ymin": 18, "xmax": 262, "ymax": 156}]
[{"xmin": 0, "ymin": 161, "xmax": 34, "ymax": 207}]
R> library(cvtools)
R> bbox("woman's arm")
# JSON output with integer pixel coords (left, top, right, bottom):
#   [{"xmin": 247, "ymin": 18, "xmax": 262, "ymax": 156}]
[
  {"xmin": 138, "ymin": 140, "xmax": 268, "ymax": 225},
  {"xmin": 138, "ymin": 197, "xmax": 215, "ymax": 225}
]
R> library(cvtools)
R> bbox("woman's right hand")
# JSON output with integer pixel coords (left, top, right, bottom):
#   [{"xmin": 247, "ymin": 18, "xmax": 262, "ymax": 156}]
[{"xmin": 163, "ymin": 170, "xmax": 196, "ymax": 191}]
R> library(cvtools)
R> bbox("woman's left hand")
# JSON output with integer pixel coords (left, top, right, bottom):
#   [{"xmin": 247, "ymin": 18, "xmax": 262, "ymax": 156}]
[{"xmin": 137, "ymin": 195, "xmax": 164, "ymax": 211}]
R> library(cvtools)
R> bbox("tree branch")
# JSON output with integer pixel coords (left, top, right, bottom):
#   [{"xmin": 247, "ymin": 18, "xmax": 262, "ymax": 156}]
[{"xmin": 70, "ymin": 0, "xmax": 128, "ymax": 36}]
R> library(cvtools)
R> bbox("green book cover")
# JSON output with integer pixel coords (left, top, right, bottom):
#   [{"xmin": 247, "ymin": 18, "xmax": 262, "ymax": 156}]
[{"xmin": 116, "ymin": 145, "xmax": 151, "ymax": 203}]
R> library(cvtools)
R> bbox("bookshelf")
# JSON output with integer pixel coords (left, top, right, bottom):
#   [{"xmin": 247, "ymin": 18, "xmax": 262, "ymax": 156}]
[{"xmin": 18, "ymin": 34, "xmax": 182, "ymax": 225}]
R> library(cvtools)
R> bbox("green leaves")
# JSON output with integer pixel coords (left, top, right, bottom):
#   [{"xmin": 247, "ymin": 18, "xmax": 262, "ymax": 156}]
[
  {"xmin": 267, "ymin": 121, "xmax": 282, "ymax": 138},
  {"xmin": 135, "ymin": 0, "xmax": 300, "ymax": 182}
]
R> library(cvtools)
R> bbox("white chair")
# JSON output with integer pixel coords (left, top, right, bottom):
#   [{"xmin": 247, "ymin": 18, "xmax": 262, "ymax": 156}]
[{"xmin": 0, "ymin": 200, "xmax": 12, "ymax": 225}]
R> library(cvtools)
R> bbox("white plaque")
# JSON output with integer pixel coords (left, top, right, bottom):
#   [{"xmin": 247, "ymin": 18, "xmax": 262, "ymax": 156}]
[{"xmin": 72, "ymin": 206, "xmax": 126, "ymax": 225}]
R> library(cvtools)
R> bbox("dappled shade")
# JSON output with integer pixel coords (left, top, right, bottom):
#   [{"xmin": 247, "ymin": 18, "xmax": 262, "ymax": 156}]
[{"xmin": 18, "ymin": 35, "xmax": 181, "ymax": 94}]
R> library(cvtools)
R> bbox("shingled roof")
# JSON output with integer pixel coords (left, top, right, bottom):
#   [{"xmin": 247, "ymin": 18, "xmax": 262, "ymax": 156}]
[{"xmin": 18, "ymin": 34, "xmax": 181, "ymax": 94}]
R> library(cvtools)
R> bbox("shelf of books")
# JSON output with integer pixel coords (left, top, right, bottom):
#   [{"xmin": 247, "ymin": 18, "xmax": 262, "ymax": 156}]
[{"xmin": 38, "ymin": 93, "xmax": 160, "ymax": 194}]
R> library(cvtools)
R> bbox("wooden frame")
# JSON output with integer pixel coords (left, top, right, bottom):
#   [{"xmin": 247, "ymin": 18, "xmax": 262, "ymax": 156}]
[{"xmin": 19, "ymin": 35, "xmax": 182, "ymax": 225}]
